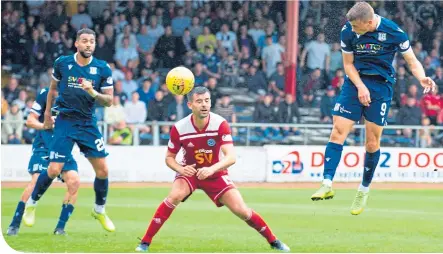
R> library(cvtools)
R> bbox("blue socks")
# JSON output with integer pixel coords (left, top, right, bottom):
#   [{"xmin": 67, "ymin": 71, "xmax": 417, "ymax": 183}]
[
  {"xmin": 9, "ymin": 201, "xmax": 25, "ymax": 228},
  {"xmin": 94, "ymin": 178, "xmax": 108, "ymax": 206},
  {"xmin": 323, "ymin": 142, "xmax": 344, "ymax": 181},
  {"xmin": 31, "ymin": 170, "xmax": 54, "ymax": 202},
  {"xmin": 362, "ymin": 150, "xmax": 380, "ymax": 187},
  {"xmin": 56, "ymin": 204, "xmax": 74, "ymax": 229}
]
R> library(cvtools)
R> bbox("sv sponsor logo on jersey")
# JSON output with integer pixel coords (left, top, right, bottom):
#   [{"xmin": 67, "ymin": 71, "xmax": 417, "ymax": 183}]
[
  {"xmin": 194, "ymin": 149, "xmax": 213, "ymax": 164},
  {"xmin": 67, "ymin": 76, "xmax": 93, "ymax": 89}
]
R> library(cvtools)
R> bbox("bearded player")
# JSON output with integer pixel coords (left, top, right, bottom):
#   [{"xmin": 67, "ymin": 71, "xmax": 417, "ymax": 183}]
[
  {"xmin": 311, "ymin": 2, "xmax": 437, "ymax": 215},
  {"xmin": 136, "ymin": 87, "xmax": 290, "ymax": 252},
  {"xmin": 23, "ymin": 28, "xmax": 115, "ymax": 232},
  {"xmin": 7, "ymin": 87, "xmax": 80, "ymax": 236}
]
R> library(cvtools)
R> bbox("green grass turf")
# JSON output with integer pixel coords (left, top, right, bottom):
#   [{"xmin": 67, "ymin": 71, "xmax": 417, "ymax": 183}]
[{"xmin": 2, "ymin": 187, "xmax": 443, "ymax": 253}]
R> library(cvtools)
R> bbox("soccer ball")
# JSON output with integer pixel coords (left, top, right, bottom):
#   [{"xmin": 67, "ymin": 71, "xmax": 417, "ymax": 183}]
[{"xmin": 166, "ymin": 66, "xmax": 195, "ymax": 96}]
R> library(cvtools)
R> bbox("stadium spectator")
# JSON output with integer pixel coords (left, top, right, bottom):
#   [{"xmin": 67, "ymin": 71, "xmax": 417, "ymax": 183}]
[
  {"xmin": 397, "ymin": 97, "xmax": 423, "ymax": 126},
  {"xmin": 301, "ymin": 68, "xmax": 324, "ymax": 107},
  {"xmin": 136, "ymin": 25, "xmax": 157, "ymax": 56},
  {"xmin": 214, "ymin": 95, "xmax": 237, "ymax": 123},
  {"xmin": 401, "ymin": 84, "xmax": 422, "ymax": 106},
  {"xmin": 136, "ymin": 79, "xmax": 155, "ymax": 110},
  {"xmin": 268, "ymin": 63, "xmax": 285, "ymax": 97},
  {"xmin": 419, "ymin": 117, "xmax": 433, "ymax": 148},
  {"xmin": 329, "ymin": 42, "xmax": 343, "ymax": 77},
  {"xmin": 434, "ymin": 67, "xmax": 443, "ymax": 92},
  {"xmin": 246, "ymin": 65, "xmax": 267, "ymax": 95},
  {"xmin": 95, "ymin": 33, "xmax": 114, "ymax": 63},
  {"xmin": 320, "ymin": 86, "xmax": 337, "ymax": 124},
  {"xmin": 121, "ymin": 71, "xmax": 138, "ymax": 96},
  {"xmin": 124, "ymin": 92, "xmax": 147, "ymax": 124},
  {"xmin": 70, "ymin": 3, "xmax": 93, "ymax": 31},
  {"xmin": 201, "ymin": 46, "xmax": 221, "ymax": 79},
  {"xmin": 12, "ymin": 90, "xmax": 28, "ymax": 111},
  {"xmin": 421, "ymin": 87, "xmax": 441, "ymax": 125},
  {"xmin": 167, "ymin": 95, "xmax": 191, "ymax": 121},
  {"xmin": 104, "ymin": 95, "xmax": 126, "ymax": 135},
  {"xmin": 219, "ymin": 54, "xmax": 239, "ymax": 87},
  {"xmin": 300, "ymin": 32, "xmax": 330, "ymax": 74},
  {"xmin": 3, "ymin": 78, "xmax": 20, "ymax": 105},
  {"xmin": 189, "ymin": 16, "xmax": 203, "ymax": 39},
  {"xmin": 197, "ymin": 26, "xmax": 217, "ymax": 54},
  {"xmin": 2, "ymin": 102, "xmax": 23, "ymax": 144},
  {"xmin": 115, "ymin": 37, "xmax": 139, "ymax": 69},
  {"xmin": 216, "ymin": 23, "xmax": 238, "ymax": 55},
  {"xmin": 47, "ymin": 2, "xmax": 68, "ymax": 33},
  {"xmin": 254, "ymin": 94, "xmax": 280, "ymax": 137},
  {"xmin": 171, "ymin": 7, "xmax": 191, "ymax": 37},
  {"xmin": 108, "ymin": 120, "xmax": 133, "ymax": 146},
  {"xmin": 262, "ymin": 35, "xmax": 284, "ymax": 78},
  {"xmin": 147, "ymin": 90, "xmax": 168, "ymax": 121}
]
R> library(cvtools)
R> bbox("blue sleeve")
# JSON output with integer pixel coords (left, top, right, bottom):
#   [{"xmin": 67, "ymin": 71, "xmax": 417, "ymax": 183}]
[
  {"xmin": 340, "ymin": 23, "xmax": 353, "ymax": 54},
  {"xmin": 100, "ymin": 63, "xmax": 114, "ymax": 91},
  {"xmin": 30, "ymin": 89, "xmax": 48, "ymax": 116},
  {"xmin": 52, "ymin": 56, "xmax": 63, "ymax": 81},
  {"xmin": 394, "ymin": 27, "xmax": 411, "ymax": 54}
]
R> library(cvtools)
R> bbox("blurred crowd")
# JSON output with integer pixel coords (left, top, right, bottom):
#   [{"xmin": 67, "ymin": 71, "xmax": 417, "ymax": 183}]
[{"xmin": 1, "ymin": 0, "xmax": 443, "ymax": 147}]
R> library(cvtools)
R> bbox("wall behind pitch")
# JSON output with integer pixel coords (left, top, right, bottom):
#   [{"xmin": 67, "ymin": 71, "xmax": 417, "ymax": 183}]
[
  {"xmin": 1, "ymin": 145, "xmax": 442, "ymax": 183},
  {"xmin": 0, "ymin": 145, "xmax": 266, "ymax": 183}
]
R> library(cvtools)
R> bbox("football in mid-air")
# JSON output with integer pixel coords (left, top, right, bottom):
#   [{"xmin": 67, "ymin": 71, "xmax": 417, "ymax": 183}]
[{"xmin": 166, "ymin": 66, "xmax": 195, "ymax": 96}]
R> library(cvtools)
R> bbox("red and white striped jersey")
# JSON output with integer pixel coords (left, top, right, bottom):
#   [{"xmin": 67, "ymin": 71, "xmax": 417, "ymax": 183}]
[{"xmin": 168, "ymin": 112, "xmax": 233, "ymax": 178}]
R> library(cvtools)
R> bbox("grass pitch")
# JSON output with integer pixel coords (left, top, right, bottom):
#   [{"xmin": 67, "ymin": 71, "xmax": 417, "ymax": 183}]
[{"xmin": 2, "ymin": 186, "xmax": 443, "ymax": 252}]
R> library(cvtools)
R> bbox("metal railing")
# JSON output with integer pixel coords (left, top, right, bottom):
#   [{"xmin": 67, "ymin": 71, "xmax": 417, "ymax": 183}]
[{"xmin": 3, "ymin": 119, "xmax": 443, "ymax": 148}]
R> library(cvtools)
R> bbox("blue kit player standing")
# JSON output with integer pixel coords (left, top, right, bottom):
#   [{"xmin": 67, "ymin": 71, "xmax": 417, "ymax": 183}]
[
  {"xmin": 23, "ymin": 28, "xmax": 116, "ymax": 232},
  {"xmin": 311, "ymin": 2, "xmax": 436, "ymax": 215},
  {"xmin": 7, "ymin": 88, "xmax": 81, "ymax": 236}
]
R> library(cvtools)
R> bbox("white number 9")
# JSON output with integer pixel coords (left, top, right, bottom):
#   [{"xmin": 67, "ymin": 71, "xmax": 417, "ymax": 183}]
[{"xmin": 380, "ymin": 102, "xmax": 387, "ymax": 116}]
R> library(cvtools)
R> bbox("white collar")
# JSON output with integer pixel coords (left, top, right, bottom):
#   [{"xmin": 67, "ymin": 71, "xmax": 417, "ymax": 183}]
[
  {"xmin": 375, "ymin": 14, "xmax": 382, "ymax": 30},
  {"xmin": 74, "ymin": 52, "xmax": 93, "ymax": 66}
]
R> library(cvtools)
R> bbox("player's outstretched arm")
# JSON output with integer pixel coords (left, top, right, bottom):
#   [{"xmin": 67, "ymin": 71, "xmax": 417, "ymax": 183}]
[
  {"xmin": 342, "ymin": 52, "xmax": 371, "ymax": 106},
  {"xmin": 81, "ymin": 80, "xmax": 113, "ymax": 107},
  {"xmin": 402, "ymin": 50, "xmax": 436, "ymax": 94},
  {"xmin": 43, "ymin": 79, "xmax": 58, "ymax": 129}
]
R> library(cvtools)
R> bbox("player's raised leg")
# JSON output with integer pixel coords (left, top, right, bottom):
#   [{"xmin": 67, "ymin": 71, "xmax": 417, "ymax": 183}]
[
  {"xmin": 88, "ymin": 157, "xmax": 115, "ymax": 232},
  {"xmin": 311, "ymin": 115, "xmax": 355, "ymax": 201},
  {"xmin": 23, "ymin": 161, "xmax": 64, "ymax": 227},
  {"xmin": 54, "ymin": 169, "xmax": 80, "ymax": 235},
  {"xmin": 350, "ymin": 119, "xmax": 383, "ymax": 215},
  {"xmin": 136, "ymin": 178, "xmax": 193, "ymax": 252},
  {"xmin": 7, "ymin": 173, "xmax": 39, "ymax": 235},
  {"xmin": 220, "ymin": 189, "xmax": 290, "ymax": 252}
]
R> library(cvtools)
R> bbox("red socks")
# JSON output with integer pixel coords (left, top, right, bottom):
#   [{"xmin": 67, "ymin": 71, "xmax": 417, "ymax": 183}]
[
  {"xmin": 141, "ymin": 199, "xmax": 175, "ymax": 244},
  {"xmin": 245, "ymin": 210, "xmax": 277, "ymax": 243}
]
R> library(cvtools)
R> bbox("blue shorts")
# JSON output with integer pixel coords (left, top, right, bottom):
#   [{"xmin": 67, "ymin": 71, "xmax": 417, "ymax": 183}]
[
  {"xmin": 332, "ymin": 75, "xmax": 393, "ymax": 126},
  {"xmin": 49, "ymin": 116, "xmax": 108, "ymax": 163},
  {"xmin": 27, "ymin": 151, "xmax": 78, "ymax": 175}
]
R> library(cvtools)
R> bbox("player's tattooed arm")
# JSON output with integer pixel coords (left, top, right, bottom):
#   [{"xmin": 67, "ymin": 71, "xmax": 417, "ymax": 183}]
[
  {"xmin": 43, "ymin": 79, "xmax": 58, "ymax": 129},
  {"xmin": 403, "ymin": 50, "xmax": 436, "ymax": 94},
  {"xmin": 81, "ymin": 80, "xmax": 113, "ymax": 107}
]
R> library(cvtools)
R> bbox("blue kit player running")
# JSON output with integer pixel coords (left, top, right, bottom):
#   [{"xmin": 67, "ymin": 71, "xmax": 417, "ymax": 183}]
[
  {"xmin": 311, "ymin": 2, "xmax": 436, "ymax": 215},
  {"xmin": 24, "ymin": 28, "xmax": 115, "ymax": 232},
  {"xmin": 7, "ymin": 88, "xmax": 80, "ymax": 236}
]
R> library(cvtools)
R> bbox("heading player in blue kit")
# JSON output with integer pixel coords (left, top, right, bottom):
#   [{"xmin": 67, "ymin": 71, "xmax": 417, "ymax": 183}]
[
  {"xmin": 7, "ymin": 88, "xmax": 80, "ymax": 236},
  {"xmin": 23, "ymin": 28, "xmax": 116, "ymax": 232},
  {"xmin": 311, "ymin": 2, "xmax": 436, "ymax": 215}
]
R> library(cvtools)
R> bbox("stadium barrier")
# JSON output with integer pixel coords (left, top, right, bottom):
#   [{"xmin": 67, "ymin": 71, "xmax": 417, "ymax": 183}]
[
  {"xmin": 2, "ymin": 145, "xmax": 442, "ymax": 183},
  {"xmin": 2, "ymin": 120, "xmax": 443, "ymax": 147}
]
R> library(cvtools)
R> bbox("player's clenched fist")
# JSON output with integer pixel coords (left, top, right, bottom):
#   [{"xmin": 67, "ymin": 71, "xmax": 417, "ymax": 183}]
[
  {"xmin": 80, "ymin": 78, "xmax": 93, "ymax": 92},
  {"xmin": 197, "ymin": 167, "xmax": 215, "ymax": 180},
  {"xmin": 357, "ymin": 85, "xmax": 371, "ymax": 107},
  {"xmin": 179, "ymin": 164, "xmax": 197, "ymax": 177}
]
